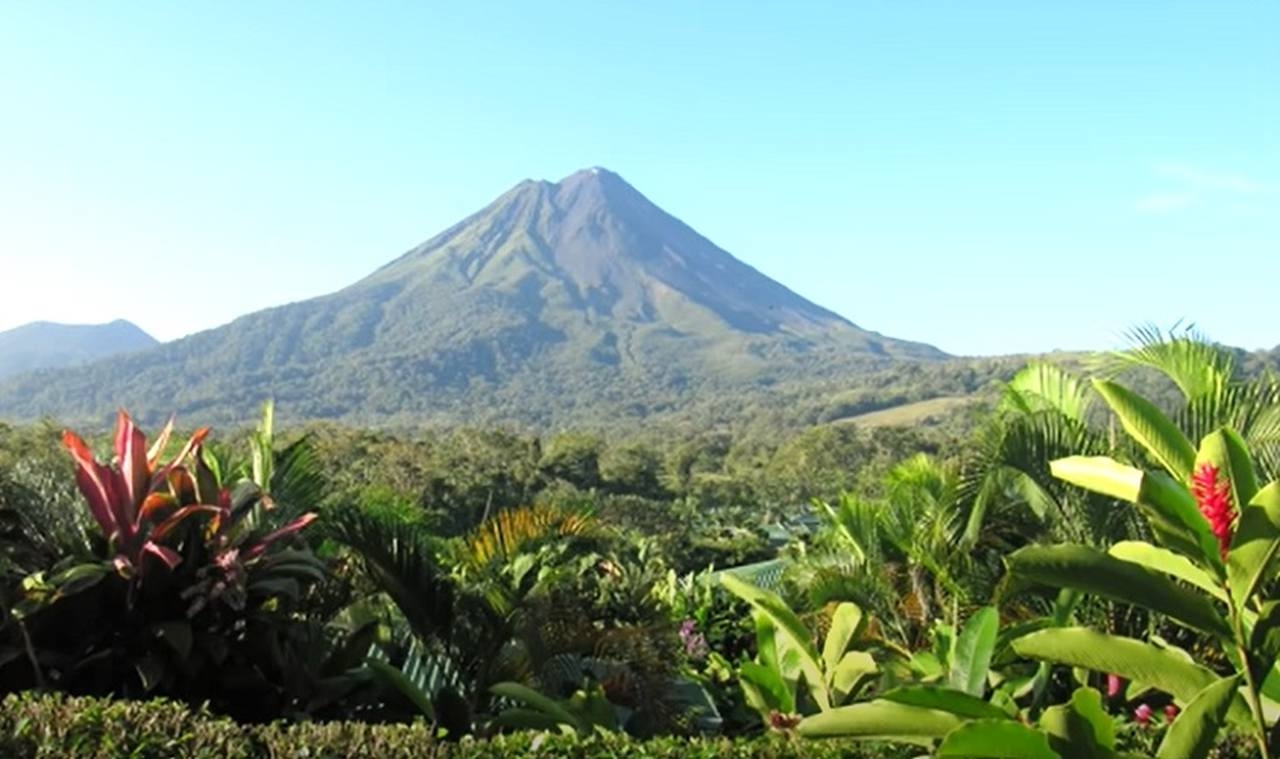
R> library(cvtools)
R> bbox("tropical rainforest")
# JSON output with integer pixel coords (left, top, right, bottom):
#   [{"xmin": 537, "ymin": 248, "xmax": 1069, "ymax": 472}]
[{"xmin": 3, "ymin": 330, "xmax": 1280, "ymax": 757}]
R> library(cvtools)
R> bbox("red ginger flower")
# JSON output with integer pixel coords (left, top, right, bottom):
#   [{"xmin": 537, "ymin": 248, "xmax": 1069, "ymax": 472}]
[{"xmin": 1191, "ymin": 463, "xmax": 1235, "ymax": 560}]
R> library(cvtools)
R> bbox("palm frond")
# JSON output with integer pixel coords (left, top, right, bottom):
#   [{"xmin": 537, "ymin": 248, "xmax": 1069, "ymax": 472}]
[
  {"xmin": 1002, "ymin": 362, "xmax": 1094, "ymax": 424},
  {"xmin": 323, "ymin": 504, "xmax": 456, "ymax": 646},
  {"xmin": 268, "ymin": 436, "xmax": 326, "ymax": 521},
  {"xmin": 1106, "ymin": 323, "xmax": 1234, "ymax": 401},
  {"xmin": 814, "ymin": 494, "xmax": 878, "ymax": 565},
  {"xmin": 463, "ymin": 503, "xmax": 595, "ymax": 569}
]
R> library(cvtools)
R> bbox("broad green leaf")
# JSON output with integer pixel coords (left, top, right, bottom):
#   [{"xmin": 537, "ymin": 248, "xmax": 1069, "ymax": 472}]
[
  {"xmin": 1012, "ymin": 628, "xmax": 1218, "ymax": 704},
  {"xmin": 1107, "ymin": 541, "xmax": 1225, "ymax": 601},
  {"xmin": 822, "ymin": 602, "xmax": 863, "ymax": 675},
  {"xmin": 738, "ymin": 677, "xmax": 772, "ymax": 720},
  {"xmin": 881, "ymin": 685, "xmax": 1012, "ymax": 720},
  {"xmin": 1051, "ymin": 457, "xmax": 1219, "ymax": 568},
  {"xmin": 1156, "ymin": 675, "xmax": 1240, "ymax": 759},
  {"xmin": 797, "ymin": 699, "xmax": 966, "ymax": 744},
  {"xmin": 1041, "ymin": 687, "xmax": 1113, "ymax": 758},
  {"xmin": 1093, "ymin": 378, "xmax": 1196, "ymax": 481},
  {"xmin": 829, "ymin": 651, "xmax": 877, "ymax": 705},
  {"xmin": 740, "ymin": 661, "xmax": 793, "ymax": 714},
  {"xmin": 722, "ymin": 573, "xmax": 828, "ymax": 710},
  {"xmin": 1228, "ymin": 482, "xmax": 1280, "ymax": 609},
  {"xmin": 151, "ymin": 621, "xmax": 193, "ymax": 660},
  {"xmin": 754, "ymin": 610, "xmax": 780, "ymax": 678},
  {"xmin": 1197, "ymin": 428, "xmax": 1259, "ymax": 513},
  {"xmin": 1007, "ymin": 545, "xmax": 1231, "ymax": 638},
  {"xmin": 1050, "ymin": 455, "xmax": 1143, "ymax": 502},
  {"xmin": 949, "ymin": 606, "xmax": 999, "ymax": 696},
  {"xmin": 368, "ymin": 659, "xmax": 437, "ymax": 722},
  {"xmin": 1249, "ymin": 602, "xmax": 1280, "ymax": 686},
  {"xmin": 490, "ymin": 707, "xmax": 574, "ymax": 733},
  {"xmin": 490, "ymin": 681, "xmax": 584, "ymax": 733},
  {"xmin": 937, "ymin": 719, "xmax": 1057, "ymax": 758},
  {"xmin": 49, "ymin": 562, "xmax": 111, "ymax": 600},
  {"xmin": 910, "ymin": 650, "xmax": 944, "ymax": 680},
  {"xmin": 1137, "ymin": 470, "xmax": 1225, "ymax": 569}
]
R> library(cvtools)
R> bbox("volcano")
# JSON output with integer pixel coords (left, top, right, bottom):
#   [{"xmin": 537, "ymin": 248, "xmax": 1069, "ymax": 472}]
[{"xmin": 0, "ymin": 168, "xmax": 944, "ymax": 428}]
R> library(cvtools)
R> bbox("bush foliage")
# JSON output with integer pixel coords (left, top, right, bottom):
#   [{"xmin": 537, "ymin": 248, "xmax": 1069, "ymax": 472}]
[{"xmin": 0, "ymin": 693, "xmax": 912, "ymax": 759}]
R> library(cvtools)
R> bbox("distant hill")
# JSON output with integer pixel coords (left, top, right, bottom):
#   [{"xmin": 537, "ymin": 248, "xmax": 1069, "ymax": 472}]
[
  {"xmin": 0, "ymin": 320, "xmax": 157, "ymax": 379},
  {"xmin": 0, "ymin": 168, "xmax": 946, "ymax": 429}
]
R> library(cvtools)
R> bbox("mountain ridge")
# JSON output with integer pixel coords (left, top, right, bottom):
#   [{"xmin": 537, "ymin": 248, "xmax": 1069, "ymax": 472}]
[
  {"xmin": 0, "ymin": 319, "xmax": 158, "ymax": 379},
  {"xmin": 0, "ymin": 168, "xmax": 945, "ymax": 428}
]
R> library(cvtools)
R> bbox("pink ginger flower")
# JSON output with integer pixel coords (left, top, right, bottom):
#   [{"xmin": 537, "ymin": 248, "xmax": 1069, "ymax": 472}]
[
  {"xmin": 1165, "ymin": 704, "xmax": 1179, "ymax": 722},
  {"xmin": 1106, "ymin": 673, "xmax": 1123, "ymax": 698},
  {"xmin": 1191, "ymin": 463, "xmax": 1236, "ymax": 560},
  {"xmin": 1134, "ymin": 703, "xmax": 1153, "ymax": 727}
]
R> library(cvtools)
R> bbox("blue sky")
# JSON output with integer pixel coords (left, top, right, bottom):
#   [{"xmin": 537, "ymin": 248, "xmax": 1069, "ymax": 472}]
[{"xmin": 1, "ymin": 2, "xmax": 1276, "ymax": 356}]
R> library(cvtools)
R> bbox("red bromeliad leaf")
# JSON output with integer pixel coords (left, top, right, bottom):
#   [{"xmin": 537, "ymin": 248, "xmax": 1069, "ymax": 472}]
[
  {"xmin": 142, "ymin": 542, "xmax": 181, "ymax": 569},
  {"xmin": 167, "ymin": 467, "xmax": 198, "ymax": 506},
  {"xmin": 150, "ymin": 427, "xmax": 212, "ymax": 487},
  {"xmin": 146, "ymin": 415, "xmax": 176, "ymax": 469},
  {"xmin": 112, "ymin": 555, "xmax": 134, "ymax": 578},
  {"xmin": 138, "ymin": 492, "xmax": 178, "ymax": 524},
  {"xmin": 243, "ymin": 512, "xmax": 318, "ymax": 559},
  {"xmin": 170, "ymin": 427, "xmax": 211, "ymax": 469},
  {"xmin": 150, "ymin": 504, "xmax": 220, "ymax": 542},
  {"xmin": 61, "ymin": 429, "xmax": 122, "ymax": 539},
  {"xmin": 113, "ymin": 411, "xmax": 149, "ymax": 529},
  {"xmin": 193, "ymin": 448, "xmax": 220, "ymax": 504}
]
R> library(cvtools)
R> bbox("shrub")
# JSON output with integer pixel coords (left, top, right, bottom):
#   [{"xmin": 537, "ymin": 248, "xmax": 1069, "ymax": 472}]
[
  {"xmin": 0, "ymin": 692, "xmax": 252, "ymax": 759},
  {"xmin": 0, "ymin": 692, "xmax": 914, "ymax": 758}
]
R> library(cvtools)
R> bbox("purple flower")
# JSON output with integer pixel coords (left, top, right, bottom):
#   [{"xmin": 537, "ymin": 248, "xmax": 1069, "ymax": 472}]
[{"xmin": 678, "ymin": 618, "xmax": 708, "ymax": 660}]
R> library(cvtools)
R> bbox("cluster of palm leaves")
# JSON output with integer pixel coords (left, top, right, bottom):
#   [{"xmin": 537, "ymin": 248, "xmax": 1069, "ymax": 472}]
[{"xmin": 321, "ymin": 496, "xmax": 712, "ymax": 736}]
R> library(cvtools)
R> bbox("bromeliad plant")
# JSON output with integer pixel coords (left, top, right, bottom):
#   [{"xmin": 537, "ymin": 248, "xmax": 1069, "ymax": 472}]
[
  {"xmin": 1003, "ymin": 374, "xmax": 1280, "ymax": 758},
  {"xmin": 59, "ymin": 412, "xmax": 210, "ymax": 581},
  {"xmin": 8, "ymin": 410, "xmax": 324, "ymax": 720}
]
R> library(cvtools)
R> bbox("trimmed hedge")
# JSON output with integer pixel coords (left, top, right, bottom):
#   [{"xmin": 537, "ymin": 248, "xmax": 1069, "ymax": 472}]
[
  {"xmin": 0, "ymin": 693, "xmax": 914, "ymax": 758},
  {"xmin": 0, "ymin": 693, "xmax": 251, "ymax": 758}
]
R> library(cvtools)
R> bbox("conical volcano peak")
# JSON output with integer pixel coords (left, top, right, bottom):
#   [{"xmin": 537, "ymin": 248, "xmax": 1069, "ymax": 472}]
[
  {"xmin": 368, "ymin": 166, "xmax": 930, "ymax": 342},
  {"xmin": 559, "ymin": 165, "xmax": 620, "ymax": 184},
  {"xmin": 550, "ymin": 166, "xmax": 642, "ymax": 211}
]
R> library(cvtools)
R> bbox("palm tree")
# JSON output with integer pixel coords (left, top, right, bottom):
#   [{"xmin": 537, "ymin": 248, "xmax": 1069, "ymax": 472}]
[
  {"xmin": 960, "ymin": 361, "xmax": 1128, "ymax": 550},
  {"xmin": 1103, "ymin": 325, "xmax": 1280, "ymax": 479},
  {"xmin": 961, "ymin": 327, "xmax": 1280, "ymax": 549},
  {"xmin": 806, "ymin": 454, "xmax": 976, "ymax": 644}
]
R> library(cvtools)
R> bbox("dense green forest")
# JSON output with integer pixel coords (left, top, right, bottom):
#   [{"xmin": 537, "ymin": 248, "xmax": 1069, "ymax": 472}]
[{"xmin": 4, "ymin": 333, "xmax": 1280, "ymax": 756}]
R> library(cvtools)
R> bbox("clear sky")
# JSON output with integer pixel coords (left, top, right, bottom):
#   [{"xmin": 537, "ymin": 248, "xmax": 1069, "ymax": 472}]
[{"xmin": 0, "ymin": 2, "xmax": 1276, "ymax": 356}]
